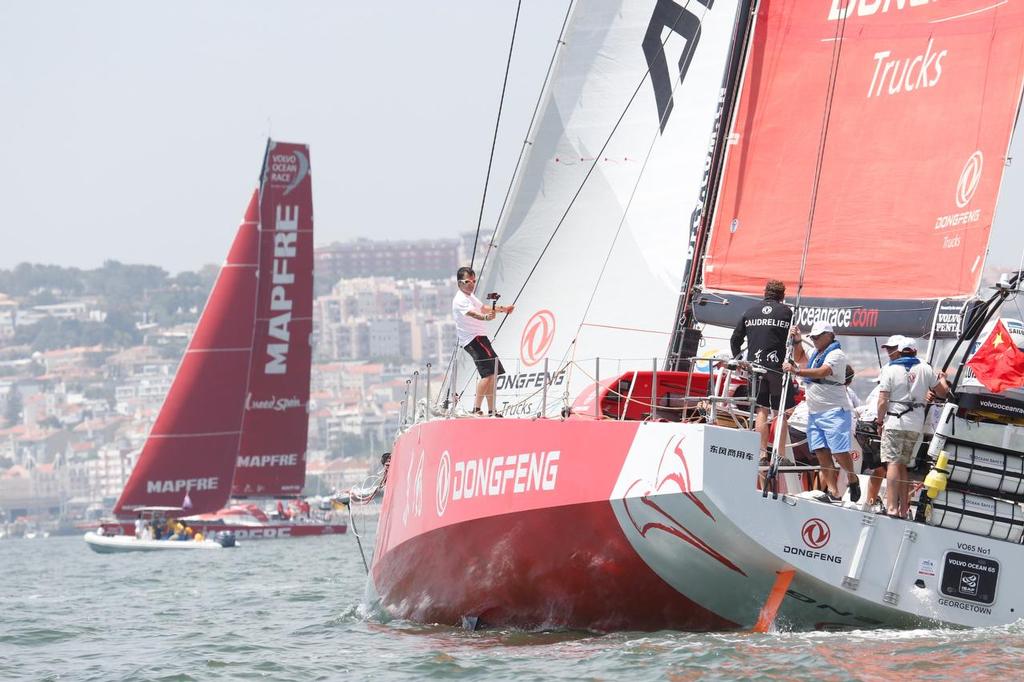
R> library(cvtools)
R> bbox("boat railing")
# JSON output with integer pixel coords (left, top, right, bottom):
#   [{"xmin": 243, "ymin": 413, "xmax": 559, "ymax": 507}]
[{"xmin": 399, "ymin": 354, "xmax": 766, "ymax": 431}]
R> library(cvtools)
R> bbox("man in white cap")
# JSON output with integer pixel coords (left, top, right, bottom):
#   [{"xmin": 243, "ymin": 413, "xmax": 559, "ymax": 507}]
[
  {"xmin": 876, "ymin": 337, "xmax": 947, "ymax": 518},
  {"xmin": 854, "ymin": 336, "xmax": 904, "ymax": 512},
  {"xmin": 784, "ymin": 321, "xmax": 859, "ymax": 502}
]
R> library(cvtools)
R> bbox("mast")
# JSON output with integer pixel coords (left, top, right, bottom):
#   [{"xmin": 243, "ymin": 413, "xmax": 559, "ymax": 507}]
[{"xmin": 667, "ymin": 0, "xmax": 757, "ymax": 371}]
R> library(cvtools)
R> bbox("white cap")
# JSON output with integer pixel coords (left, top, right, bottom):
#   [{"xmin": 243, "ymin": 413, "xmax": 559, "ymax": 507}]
[
  {"xmin": 898, "ymin": 337, "xmax": 918, "ymax": 353},
  {"xmin": 881, "ymin": 334, "xmax": 904, "ymax": 349},
  {"xmin": 808, "ymin": 320, "xmax": 834, "ymax": 338}
]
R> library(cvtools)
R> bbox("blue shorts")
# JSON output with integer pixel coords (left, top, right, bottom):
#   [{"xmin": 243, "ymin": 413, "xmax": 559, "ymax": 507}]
[{"xmin": 807, "ymin": 408, "xmax": 852, "ymax": 453}]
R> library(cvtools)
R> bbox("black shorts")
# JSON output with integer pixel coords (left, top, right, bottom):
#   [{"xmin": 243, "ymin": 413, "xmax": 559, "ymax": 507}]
[
  {"xmin": 755, "ymin": 370, "xmax": 797, "ymax": 410},
  {"xmin": 464, "ymin": 336, "xmax": 506, "ymax": 378},
  {"xmin": 855, "ymin": 421, "xmax": 884, "ymax": 472}
]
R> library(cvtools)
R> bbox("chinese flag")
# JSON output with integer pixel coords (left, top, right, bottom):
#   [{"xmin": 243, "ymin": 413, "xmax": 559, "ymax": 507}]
[{"xmin": 966, "ymin": 320, "xmax": 1024, "ymax": 393}]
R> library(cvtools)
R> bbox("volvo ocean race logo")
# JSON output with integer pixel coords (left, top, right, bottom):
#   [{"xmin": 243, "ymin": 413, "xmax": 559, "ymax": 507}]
[
  {"xmin": 520, "ymin": 309, "xmax": 556, "ymax": 367},
  {"xmin": 266, "ymin": 146, "xmax": 310, "ymax": 196},
  {"xmin": 956, "ymin": 151, "xmax": 983, "ymax": 208},
  {"xmin": 802, "ymin": 518, "xmax": 831, "ymax": 549},
  {"xmin": 435, "ymin": 450, "xmax": 451, "ymax": 517}
]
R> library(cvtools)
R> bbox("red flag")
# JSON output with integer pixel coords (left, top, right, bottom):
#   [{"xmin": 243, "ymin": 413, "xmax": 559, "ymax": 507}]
[{"xmin": 966, "ymin": 320, "xmax": 1024, "ymax": 393}]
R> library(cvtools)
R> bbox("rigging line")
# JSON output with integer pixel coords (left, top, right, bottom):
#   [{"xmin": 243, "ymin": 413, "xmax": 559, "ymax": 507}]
[
  {"xmin": 496, "ymin": 0, "xmax": 700, "ymax": 324},
  {"xmin": 485, "ymin": 0, "xmax": 702, "ymax": 397},
  {"xmin": 470, "ymin": 0, "xmax": 524, "ymax": 271},
  {"xmin": 455, "ymin": 1, "xmax": 573, "ymax": 407},
  {"xmin": 794, "ymin": 10, "xmax": 849, "ymax": 311},
  {"xmin": 768, "ymin": 7, "xmax": 849, "ymax": 492},
  {"xmin": 479, "ymin": 0, "xmax": 575, "ymax": 281}
]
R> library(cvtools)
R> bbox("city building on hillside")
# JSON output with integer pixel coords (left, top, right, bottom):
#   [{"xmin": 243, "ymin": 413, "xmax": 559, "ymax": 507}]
[{"xmin": 315, "ymin": 238, "xmax": 458, "ymax": 282}]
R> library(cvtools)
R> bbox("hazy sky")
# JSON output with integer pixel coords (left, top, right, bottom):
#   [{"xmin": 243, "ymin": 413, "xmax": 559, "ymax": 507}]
[{"xmin": 3, "ymin": 1, "xmax": 1024, "ymax": 273}]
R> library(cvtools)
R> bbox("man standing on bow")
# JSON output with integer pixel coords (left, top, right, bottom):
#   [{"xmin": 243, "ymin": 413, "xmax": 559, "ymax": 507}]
[
  {"xmin": 784, "ymin": 321, "xmax": 860, "ymax": 502},
  {"xmin": 452, "ymin": 266, "xmax": 514, "ymax": 415},
  {"xmin": 731, "ymin": 280, "xmax": 795, "ymax": 461}
]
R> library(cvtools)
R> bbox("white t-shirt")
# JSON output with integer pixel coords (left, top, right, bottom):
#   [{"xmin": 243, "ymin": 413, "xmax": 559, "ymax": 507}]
[
  {"xmin": 803, "ymin": 346, "xmax": 851, "ymax": 414},
  {"xmin": 879, "ymin": 361, "xmax": 938, "ymax": 431},
  {"xmin": 452, "ymin": 291, "xmax": 488, "ymax": 346}
]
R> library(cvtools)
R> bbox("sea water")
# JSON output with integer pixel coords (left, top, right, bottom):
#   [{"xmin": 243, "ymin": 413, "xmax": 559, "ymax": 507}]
[{"xmin": 2, "ymin": 515, "xmax": 1023, "ymax": 681}]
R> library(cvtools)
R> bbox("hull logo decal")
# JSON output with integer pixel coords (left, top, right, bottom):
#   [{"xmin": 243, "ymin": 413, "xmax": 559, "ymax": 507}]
[
  {"xmin": 621, "ymin": 435, "xmax": 746, "ymax": 576},
  {"xmin": 801, "ymin": 518, "xmax": 831, "ymax": 549},
  {"xmin": 436, "ymin": 450, "xmax": 451, "ymax": 517}
]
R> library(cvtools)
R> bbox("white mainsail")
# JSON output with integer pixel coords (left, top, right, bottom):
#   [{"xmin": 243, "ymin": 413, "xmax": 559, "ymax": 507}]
[{"xmin": 458, "ymin": 0, "xmax": 746, "ymax": 416}]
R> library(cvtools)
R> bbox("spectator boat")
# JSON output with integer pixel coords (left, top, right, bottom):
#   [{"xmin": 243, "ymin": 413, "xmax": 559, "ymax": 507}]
[
  {"xmin": 368, "ymin": 0, "xmax": 1024, "ymax": 630},
  {"xmin": 84, "ymin": 507, "xmax": 236, "ymax": 553}
]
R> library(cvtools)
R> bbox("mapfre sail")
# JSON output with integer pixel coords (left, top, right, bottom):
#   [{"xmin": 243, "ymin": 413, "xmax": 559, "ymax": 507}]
[
  {"xmin": 466, "ymin": 0, "xmax": 749, "ymax": 415},
  {"xmin": 114, "ymin": 192, "xmax": 260, "ymax": 516},
  {"xmin": 232, "ymin": 141, "xmax": 313, "ymax": 497},
  {"xmin": 696, "ymin": 0, "xmax": 1024, "ymax": 337}
]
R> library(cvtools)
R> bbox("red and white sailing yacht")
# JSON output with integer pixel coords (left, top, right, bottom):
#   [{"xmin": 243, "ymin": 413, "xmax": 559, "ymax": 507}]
[
  {"xmin": 95, "ymin": 140, "xmax": 346, "ymax": 543},
  {"xmin": 370, "ymin": 0, "xmax": 1024, "ymax": 630}
]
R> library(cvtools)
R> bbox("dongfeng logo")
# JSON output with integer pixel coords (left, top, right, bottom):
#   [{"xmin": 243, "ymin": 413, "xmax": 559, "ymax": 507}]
[
  {"xmin": 762, "ymin": 306, "xmax": 772, "ymax": 315},
  {"xmin": 801, "ymin": 518, "xmax": 831, "ymax": 549},
  {"xmin": 435, "ymin": 450, "xmax": 451, "ymax": 518},
  {"xmin": 520, "ymin": 309, "xmax": 556, "ymax": 367},
  {"xmin": 956, "ymin": 151, "xmax": 983, "ymax": 208}
]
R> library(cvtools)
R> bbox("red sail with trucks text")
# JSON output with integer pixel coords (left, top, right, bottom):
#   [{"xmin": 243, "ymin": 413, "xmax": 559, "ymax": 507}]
[{"xmin": 698, "ymin": 0, "xmax": 1024, "ymax": 334}]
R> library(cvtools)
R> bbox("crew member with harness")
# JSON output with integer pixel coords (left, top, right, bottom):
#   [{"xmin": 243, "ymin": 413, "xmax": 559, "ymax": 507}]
[
  {"xmin": 730, "ymin": 280, "xmax": 796, "ymax": 461},
  {"xmin": 784, "ymin": 321, "xmax": 860, "ymax": 502},
  {"xmin": 876, "ymin": 338, "xmax": 948, "ymax": 518}
]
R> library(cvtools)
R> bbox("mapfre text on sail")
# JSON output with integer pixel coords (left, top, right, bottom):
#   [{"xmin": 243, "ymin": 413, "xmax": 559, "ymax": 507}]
[{"xmin": 266, "ymin": 204, "xmax": 299, "ymax": 374}]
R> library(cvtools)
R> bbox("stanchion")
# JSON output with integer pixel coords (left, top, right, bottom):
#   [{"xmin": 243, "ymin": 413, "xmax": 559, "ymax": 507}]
[
  {"xmin": 492, "ymin": 357, "xmax": 498, "ymax": 414},
  {"xmin": 450, "ymin": 353, "xmax": 459, "ymax": 417},
  {"xmin": 425, "ymin": 363, "xmax": 432, "ymax": 413},
  {"xmin": 540, "ymin": 358, "xmax": 549, "ymax": 418},
  {"xmin": 403, "ymin": 379, "xmax": 411, "ymax": 425},
  {"xmin": 650, "ymin": 358, "xmax": 658, "ymax": 421},
  {"xmin": 411, "ymin": 371, "xmax": 419, "ymax": 424}
]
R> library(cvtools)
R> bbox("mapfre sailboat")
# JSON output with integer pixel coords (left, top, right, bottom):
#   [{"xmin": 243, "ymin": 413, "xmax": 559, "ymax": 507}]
[
  {"xmin": 370, "ymin": 0, "xmax": 1024, "ymax": 630},
  {"xmin": 86, "ymin": 141, "xmax": 345, "ymax": 552}
]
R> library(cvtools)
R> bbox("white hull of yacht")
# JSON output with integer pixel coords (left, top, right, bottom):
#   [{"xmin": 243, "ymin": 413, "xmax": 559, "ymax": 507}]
[{"xmin": 83, "ymin": 532, "xmax": 232, "ymax": 554}]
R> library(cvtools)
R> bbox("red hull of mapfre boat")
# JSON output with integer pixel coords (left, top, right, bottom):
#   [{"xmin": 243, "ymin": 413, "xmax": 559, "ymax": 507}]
[
  {"xmin": 101, "ymin": 504, "xmax": 346, "ymax": 540},
  {"xmin": 101, "ymin": 520, "xmax": 346, "ymax": 540},
  {"xmin": 371, "ymin": 418, "xmax": 738, "ymax": 631}
]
